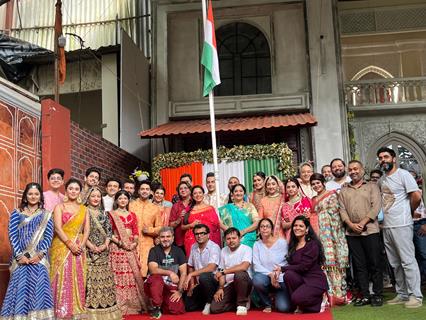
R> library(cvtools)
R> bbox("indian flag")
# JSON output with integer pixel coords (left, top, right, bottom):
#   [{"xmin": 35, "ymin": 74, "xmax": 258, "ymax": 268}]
[{"xmin": 201, "ymin": 0, "xmax": 221, "ymax": 97}]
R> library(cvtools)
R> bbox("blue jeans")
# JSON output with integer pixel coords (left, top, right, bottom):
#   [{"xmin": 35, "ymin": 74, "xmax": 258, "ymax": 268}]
[
  {"xmin": 414, "ymin": 219, "xmax": 426, "ymax": 280},
  {"xmin": 252, "ymin": 272, "xmax": 291, "ymax": 312}
]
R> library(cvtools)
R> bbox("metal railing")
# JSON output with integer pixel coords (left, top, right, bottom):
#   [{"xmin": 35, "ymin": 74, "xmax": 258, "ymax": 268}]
[{"xmin": 344, "ymin": 77, "xmax": 426, "ymax": 107}]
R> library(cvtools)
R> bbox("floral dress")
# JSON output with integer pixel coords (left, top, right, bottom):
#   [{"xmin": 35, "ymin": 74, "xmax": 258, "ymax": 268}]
[{"xmin": 312, "ymin": 191, "xmax": 349, "ymax": 300}]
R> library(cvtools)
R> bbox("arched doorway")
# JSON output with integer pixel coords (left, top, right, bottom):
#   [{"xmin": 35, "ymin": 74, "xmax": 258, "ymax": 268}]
[{"xmin": 367, "ymin": 132, "xmax": 426, "ymax": 176}]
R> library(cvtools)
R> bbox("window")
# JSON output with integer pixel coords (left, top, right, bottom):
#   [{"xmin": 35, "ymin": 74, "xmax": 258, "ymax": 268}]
[{"xmin": 215, "ymin": 22, "xmax": 271, "ymax": 96}]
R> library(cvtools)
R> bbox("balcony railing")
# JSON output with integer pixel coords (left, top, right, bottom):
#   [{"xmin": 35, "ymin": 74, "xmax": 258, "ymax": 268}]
[{"xmin": 344, "ymin": 77, "xmax": 426, "ymax": 108}]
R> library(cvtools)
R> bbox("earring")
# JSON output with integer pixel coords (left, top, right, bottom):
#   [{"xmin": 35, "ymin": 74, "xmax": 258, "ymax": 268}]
[
  {"xmin": 63, "ymin": 195, "xmax": 69, "ymax": 202},
  {"xmin": 76, "ymin": 196, "xmax": 82, "ymax": 204}
]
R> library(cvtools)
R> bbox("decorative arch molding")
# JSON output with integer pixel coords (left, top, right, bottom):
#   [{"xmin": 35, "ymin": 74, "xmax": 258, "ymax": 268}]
[
  {"xmin": 18, "ymin": 116, "xmax": 35, "ymax": 149},
  {"xmin": 366, "ymin": 131, "xmax": 426, "ymax": 171},
  {"xmin": 351, "ymin": 66, "xmax": 394, "ymax": 81}
]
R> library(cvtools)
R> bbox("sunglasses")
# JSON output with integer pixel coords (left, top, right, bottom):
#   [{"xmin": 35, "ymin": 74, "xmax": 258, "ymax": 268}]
[{"xmin": 194, "ymin": 231, "xmax": 208, "ymax": 236}]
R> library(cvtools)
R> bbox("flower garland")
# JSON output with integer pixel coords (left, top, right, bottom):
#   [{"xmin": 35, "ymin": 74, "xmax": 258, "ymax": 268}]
[{"xmin": 152, "ymin": 143, "xmax": 295, "ymax": 182}]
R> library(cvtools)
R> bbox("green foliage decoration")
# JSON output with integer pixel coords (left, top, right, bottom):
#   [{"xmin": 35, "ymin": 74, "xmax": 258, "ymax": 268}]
[{"xmin": 151, "ymin": 143, "xmax": 295, "ymax": 182}]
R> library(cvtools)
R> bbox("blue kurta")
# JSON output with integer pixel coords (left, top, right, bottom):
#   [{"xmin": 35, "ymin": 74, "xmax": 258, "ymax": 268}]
[{"xmin": 0, "ymin": 209, "xmax": 54, "ymax": 320}]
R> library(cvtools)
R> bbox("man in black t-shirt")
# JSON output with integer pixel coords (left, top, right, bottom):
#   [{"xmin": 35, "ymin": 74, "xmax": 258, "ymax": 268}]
[{"xmin": 145, "ymin": 226, "xmax": 187, "ymax": 318}]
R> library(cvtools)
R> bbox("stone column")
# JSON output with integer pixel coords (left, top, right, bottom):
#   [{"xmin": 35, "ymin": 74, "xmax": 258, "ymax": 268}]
[{"xmin": 306, "ymin": 0, "xmax": 349, "ymax": 168}]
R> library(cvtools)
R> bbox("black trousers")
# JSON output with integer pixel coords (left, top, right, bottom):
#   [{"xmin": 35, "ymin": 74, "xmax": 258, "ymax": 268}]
[
  {"xmin": 347, "ymin": 233, "xmax": 383, "ymax": 297},
  {"xmin": 184, "ymin": 272, "xmax": 218, "ymax": 311}
]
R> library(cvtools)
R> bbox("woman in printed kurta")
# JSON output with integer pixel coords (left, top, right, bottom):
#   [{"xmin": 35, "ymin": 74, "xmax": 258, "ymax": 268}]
[
  {"xmin": 281, "ymin": 178, "xmax": 315, "ymax": 241},
  {"xmin": 248, "ymin": 172, "xmax": 266, "ymax": 212},
  {"xmin": 1, "ymin": 183, "xmax": 54, "ymax": 320},
  {"xmin": 219, "ymin": 184, "xmax": 259, "ymax": 248},
  {"xmin": 182, "ymin": 186, "xmax": 221, "ymax": 255},
  {"xmin": 311, "ymin": 173, "xmax": 349, "ymax": 305},
  {"xmin": 129, "ymin": 181, "xmax": 162, "ymax": 277},
  {"xmin": 50, "ymin": 178, "xmax": 90, "ymax": 319},
  {"xmin": 169, "ymin": 181, "xmax": 192, "ymax": 253},
  {"xmin": 109, "ymin": 190, "xmax": 147, "ymax": 315},
  {"xmin": 85, "ymin": 187, "xmax": 121, "ymax": 320},
  {"xmin": 258, "ymin": 176, "xmax": 285, "ymax": 238}
]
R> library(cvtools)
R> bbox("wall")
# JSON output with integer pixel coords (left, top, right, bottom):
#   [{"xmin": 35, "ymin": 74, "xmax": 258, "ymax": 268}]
[
  {"xmin": 0, "ymin": 78, "xmax": 41, "ymax": 304},
  {"xmin": 70, "ymin": 121, "xmax": 143, "ymax": 185}
]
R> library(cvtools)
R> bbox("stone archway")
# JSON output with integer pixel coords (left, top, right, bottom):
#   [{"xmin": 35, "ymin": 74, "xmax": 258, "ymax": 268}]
[{"xmin": 366, "ymin": 132, "xmax": 426, "ymax": 174}]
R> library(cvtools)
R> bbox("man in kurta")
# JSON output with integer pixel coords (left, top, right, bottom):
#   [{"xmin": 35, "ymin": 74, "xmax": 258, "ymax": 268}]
[{"xmin": 130, "ymin": 180, "xmax": 162, "ymax": 277}]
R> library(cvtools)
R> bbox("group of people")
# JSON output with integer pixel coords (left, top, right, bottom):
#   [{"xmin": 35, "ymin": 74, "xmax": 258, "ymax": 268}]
[{"xmin": 0, "ymin": 146, "xmax": 425, "ymax": 320}]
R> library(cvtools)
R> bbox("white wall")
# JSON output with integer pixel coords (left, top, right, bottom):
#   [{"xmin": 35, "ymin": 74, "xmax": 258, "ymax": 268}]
[{"xmin": 101, "ymin": 54, "xmax": 119, "ymax": 145}]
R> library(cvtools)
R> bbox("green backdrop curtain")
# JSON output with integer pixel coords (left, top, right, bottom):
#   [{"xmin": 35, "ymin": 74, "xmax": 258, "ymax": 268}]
[{"xmin": 244, "ymin": 158, "xmax": 283, "ymax": 193}]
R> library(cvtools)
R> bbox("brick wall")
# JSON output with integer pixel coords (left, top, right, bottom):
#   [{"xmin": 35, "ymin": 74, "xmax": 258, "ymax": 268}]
[{"xmin": 70, "ymin": 121, "xmax": 142, "ymax": 186}]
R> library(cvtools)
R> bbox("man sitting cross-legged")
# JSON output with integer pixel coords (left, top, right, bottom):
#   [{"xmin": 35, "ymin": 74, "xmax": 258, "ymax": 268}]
[
  {"xmin": 145, "ymin": 227, "xmax": 187, "ymax": 319},
  {"xmin": 210, "ymin": 227, "xmax": 253, "ymax": 316},
  {"xmin": 183, "ymin": 223, "xmax": 221, "ymax": 315}
]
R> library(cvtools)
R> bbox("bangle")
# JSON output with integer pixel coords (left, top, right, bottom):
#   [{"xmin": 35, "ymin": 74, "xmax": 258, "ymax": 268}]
[{"xmin": 65, "ymin": 240, "xmax": 73, "ymax": 248}]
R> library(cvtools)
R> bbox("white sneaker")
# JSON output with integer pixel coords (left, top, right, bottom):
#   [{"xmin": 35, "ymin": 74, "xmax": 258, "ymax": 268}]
[
  {"xmin": 236, "ymin": 306, "xmax": 247, "ymax": 316},
  {"xmin": 202, "ymin": 303, "xmax": 211, "ymax": 315}
]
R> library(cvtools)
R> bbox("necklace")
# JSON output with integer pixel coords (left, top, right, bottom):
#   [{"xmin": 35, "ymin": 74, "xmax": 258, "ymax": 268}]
[
  {"xmin": 233, "ymin": 201, "xmax": 245, "ymax": 208},
  {"xmin": 288, "ymin": 194, "xmax": 301, "ymax": 204},
  {"xmin": 24, "ymin": 206, "xmax": 39, "ymax": 215}
]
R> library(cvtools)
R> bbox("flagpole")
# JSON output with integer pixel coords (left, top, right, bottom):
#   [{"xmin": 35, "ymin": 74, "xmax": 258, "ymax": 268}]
[{"xmin": 202, "ymin": 0, "xmax": 221, "ymax": 212}]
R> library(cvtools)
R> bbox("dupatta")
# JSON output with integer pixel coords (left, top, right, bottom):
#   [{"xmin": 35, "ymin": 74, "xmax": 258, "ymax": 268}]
[
  {"xmin": 50, "ymin": 205, "xmax": 86, "ymax": 279},
  {"xmin": 110, "ymin": 211, "xmax": 148, "ymax": 312},
  {"xmin": 10, "ymin": 209, "xmax": 52, "ymax": 273}
]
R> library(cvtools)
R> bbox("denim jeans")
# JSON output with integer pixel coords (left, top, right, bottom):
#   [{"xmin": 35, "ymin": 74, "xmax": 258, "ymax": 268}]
[
  {"xmin": 414, "ymin": 219, "xmax": 426, "ymax": 281},
  {"xmin": 252, "ymin": 272, "xmax": 291, "ymax": 312}
]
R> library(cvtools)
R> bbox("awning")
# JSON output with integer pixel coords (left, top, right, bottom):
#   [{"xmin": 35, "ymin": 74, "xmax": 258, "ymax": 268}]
[{"xmin": 139, "ymin": 112, "xmax": 317, "ymax": 138}]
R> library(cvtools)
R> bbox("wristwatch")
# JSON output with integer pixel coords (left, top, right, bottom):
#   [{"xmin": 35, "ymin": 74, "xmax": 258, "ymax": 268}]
[{"xmin": 218, "ymin": 268, "xmax": 225, "ymax": 276}]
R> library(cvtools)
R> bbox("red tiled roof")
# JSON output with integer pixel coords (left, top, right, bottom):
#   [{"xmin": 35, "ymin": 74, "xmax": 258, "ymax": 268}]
[{"xmin": 139, "ymin": 113, "xmax": 317, "ymax": 138}]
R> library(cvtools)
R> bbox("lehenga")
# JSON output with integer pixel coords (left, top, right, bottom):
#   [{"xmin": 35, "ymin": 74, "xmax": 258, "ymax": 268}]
[
  {"xmin": 312, "ymin": 191, "xmax": 349, "ymax": 300},
  {"xmin": 0, "ymin": 209, "xmax": 54, "ymax": 320},
  {"xmin": 248, "ymin": 190, "xmax": 265, "ymax": 212},
  {"xmin": 183, "ymin": 205, "xmax": 221, "ymax": 255},
  {"xmin": 219, "ymin": 202, "xmax": 258, "ymax": 248},
  {"xmin": 50, "ymin": 205, "xmax": 87, "ymax": 319},
  {"xmin": 85, "ymin": 207, "xmax": 121, "ymax": 320},
  {"xmin": 109, "ymin": 210, "xmax": 147, "ymax": 315}
]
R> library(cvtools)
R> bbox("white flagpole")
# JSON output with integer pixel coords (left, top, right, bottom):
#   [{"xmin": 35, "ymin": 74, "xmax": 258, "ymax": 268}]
[{"xmin": 202, "ymin": 0, "xmax": 221, "ymax": 212}]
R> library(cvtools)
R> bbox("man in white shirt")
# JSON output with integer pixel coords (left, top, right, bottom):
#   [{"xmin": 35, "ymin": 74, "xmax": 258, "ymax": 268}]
[
  {"xmin": 210, "ymin": 227, "xmax": 252, "ymax": 316},
  {"xmin": 103, "ymin": 177, "xmax": 121, "ymax": 211},
  {"xmin": 377, "ymin": 147, "xmax": 423, "ymax": 308},
  {"xmin": 183, "ymin": 224, "xmax": 221, "ymax": 314},
  {"xmin": 204, "ymin": 172, "xmax": 227, "ymax": 210},
  {"xmin": 326, "ymin": 158, "xmax": 351, "ymax": 192}
]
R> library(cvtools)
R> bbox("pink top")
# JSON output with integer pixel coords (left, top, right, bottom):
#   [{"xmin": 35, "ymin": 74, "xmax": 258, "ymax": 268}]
[{"xmin": 44, "ymin": 190, "xmax": 64, "ymax": 212}]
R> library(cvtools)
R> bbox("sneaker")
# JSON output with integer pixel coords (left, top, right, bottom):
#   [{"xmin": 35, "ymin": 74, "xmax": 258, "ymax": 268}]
[
  {"xmin": 354, "ymin": 297, "xmax": 371, "ymax": 307},
  {"xmin": 404, "ymin": 296, "xmax": 423, "ymax": 309},
  {"xmin": 202, "ymin": 303, "xmax": 211, "ymax": 315},
  {"xmin": 236, "ymin": 306, "xmax": 247, "ymax": 316},
  {"xmin": 262, "ymin": 306, "xmax": 272, "ymax": 313},
  {"xmin": 371, "ymin": 295, "xmax": 383, "ymax": 307},
  {"xmin": 150, "ymin": 307, "xmax": 162, "ymax": 319},
  {"xmin": 387, "ymin": 295, "xmax": 408, "ymax": 305}
]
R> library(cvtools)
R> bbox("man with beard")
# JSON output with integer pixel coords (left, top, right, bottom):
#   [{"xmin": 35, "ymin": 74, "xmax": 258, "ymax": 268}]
[
  {"xmin": 130, "ymin": 180, "xmax": 162, "ymax": 277},
  {"xmin": 81, "ymin": 167, "xmax": 102, "ymax": 201},
  {"xmin": 326, "ymin": 158, "xmax": 352, "ymax": 192},
  {"xmin": 146, "ymin": 227, "xmax": 187, "ymax": 318},
  {"xmin": 321, "ymin": 165, "xmax": 333, "ymax": 182},
  {"xmin": 339, "ymin": 160, "xmax": 383, "ymax": 307},
  {"xmin": 377, "ymin": 147, "xmax": 422, "ymax": 308},
  {"xmin": 183, "ymin": 224, "xmax": 221, "ymax": 314},
  {"xmin": 210, "ymin": 227, "xmax": 252, "ymax": 316}
]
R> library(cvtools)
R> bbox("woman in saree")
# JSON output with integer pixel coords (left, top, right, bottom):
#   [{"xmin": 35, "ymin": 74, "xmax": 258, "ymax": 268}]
[
  {"xmin": 248, "ymin": 172, "xmax": 266, "ymax": 211},
  {"xmin": 310, "ymin": 173, "xmax": 349, "ymax": 306},
  {"xmin": 219, "ymin": 184, "xmax": 259, "ymax": 248},
  {"xmin": 169, "ymin": 181, "xmax": 192, "ymax": 253},
  {"xmin": 281, "ymin": 178, "xmax": 315, "ymax": 241},
  {"xmin": 152, "ymin": 184, "xmax": 172, "ymax": 227},
  {"xmin": 50, "ymin": 178, "xmax": 90, "ymax": 319},
  {"xmin": 109, "ymin": 190, "xmax": 147, "ymax": 315},
  {"xmin": 85, "ymin": 187, "xmax": 122, "ymax": 319},
  {"xmin": 0, "ymin": 183, "xmax": 54, "ymax": 320},
  {"xmin": 182, "ymin": 185, "xmax": 221, "ymax": 255},
  {"xmin": 258, "ymin": 176, "xmax": 285, "ymax": 238}
]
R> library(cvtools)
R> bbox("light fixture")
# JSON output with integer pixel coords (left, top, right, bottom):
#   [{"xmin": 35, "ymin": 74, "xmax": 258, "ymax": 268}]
[{"xmin": 58, "ymin": 35, "xmax": 66, "ymax": 48}]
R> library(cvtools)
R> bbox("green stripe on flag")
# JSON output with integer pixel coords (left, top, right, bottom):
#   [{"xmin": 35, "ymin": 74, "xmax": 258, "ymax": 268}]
[
  {"xmin": 244, "ymin": 158, "xmax": 283, "ymax": 193},
  {"xmin": 202, "ymin": 42, "xmax": 215, "ymax": 96}
]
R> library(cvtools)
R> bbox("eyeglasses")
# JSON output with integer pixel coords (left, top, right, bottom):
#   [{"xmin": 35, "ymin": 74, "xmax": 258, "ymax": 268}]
[{"xmin": 194, "ymin": 232, "xmax": 208, "ymax": 236}]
